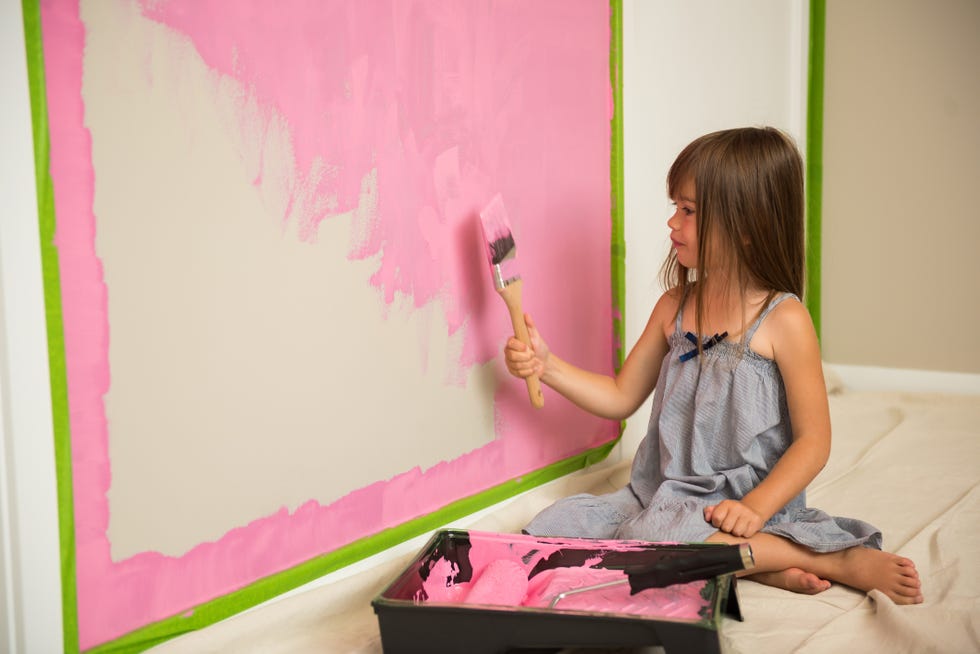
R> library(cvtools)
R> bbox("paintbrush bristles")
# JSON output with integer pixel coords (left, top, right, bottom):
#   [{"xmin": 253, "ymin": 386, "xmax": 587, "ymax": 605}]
[
  {"xmin": 479, "ymin": 194, "xmax": 516, "ymax": 265},
  {"xmin": 487, "ymin": 232, "xmax": 515, "ymax": 266},
  {"xmin": 479, "ymin": 193, "xmax": 521, "ymax": 291}
]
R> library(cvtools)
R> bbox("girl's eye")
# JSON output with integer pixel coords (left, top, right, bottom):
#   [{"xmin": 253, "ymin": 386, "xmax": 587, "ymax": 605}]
[{"xmin": 670, "ymin": 201, "xmax": 695, "ymax": 218}]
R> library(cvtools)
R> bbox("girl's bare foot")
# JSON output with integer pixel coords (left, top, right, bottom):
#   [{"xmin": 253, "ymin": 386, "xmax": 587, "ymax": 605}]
[
  {"xmin": 748, "ymin": 567, "xmax": 831, "ymax": 594},
  {"xmin": 708, "ymin": 531, "xmax": 925, "ymax": 605},
  {"xmin": 838, "ymin": 547, "xmax": 923, "ymax": 605}
]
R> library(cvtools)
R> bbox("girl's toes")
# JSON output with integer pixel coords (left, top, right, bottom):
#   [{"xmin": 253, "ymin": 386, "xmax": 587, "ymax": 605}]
[
  {"xmin": 890, "ymin": 583, "xmax": 925, "ymax": 604},
  {"xmin": 799, "ymin": 572, "xmax": 830, "ymax": 592}
]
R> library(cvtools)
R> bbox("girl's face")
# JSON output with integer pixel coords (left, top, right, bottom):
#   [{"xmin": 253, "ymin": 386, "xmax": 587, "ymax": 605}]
[{"xmin": 667, "ymin": 178, "xmax": 699, "ymax": 269}]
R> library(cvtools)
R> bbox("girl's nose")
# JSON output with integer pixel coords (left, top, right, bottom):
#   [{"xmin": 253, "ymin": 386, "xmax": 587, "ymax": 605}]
[{"xmin": 667, "ymin": 208, "xmax": 680, "ymax": 230}]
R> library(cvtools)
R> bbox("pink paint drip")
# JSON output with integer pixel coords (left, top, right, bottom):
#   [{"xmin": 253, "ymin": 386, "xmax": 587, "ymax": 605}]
[{"xmin": 39, "ymin": 0, "xmax": 616, "ymax": 647}]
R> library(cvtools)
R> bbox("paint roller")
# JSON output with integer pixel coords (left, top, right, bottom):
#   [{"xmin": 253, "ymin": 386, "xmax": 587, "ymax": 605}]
[
  {"xmin": 546, "ymin": 543, "xmax": 755, "ymax": 608},
  {"xmin": 422, "ymin": 543, "xmax": 753, "ymax": 610}
]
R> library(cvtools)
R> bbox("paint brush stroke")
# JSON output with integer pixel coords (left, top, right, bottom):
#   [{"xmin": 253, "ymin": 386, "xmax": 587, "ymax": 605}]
[
  {"xmin": 40, "ymin": 0, "xmax": 616, "ymax": 647},
  {"xmin": 138, "ymin": 0, "xmax": 498, "ymax": 367}
]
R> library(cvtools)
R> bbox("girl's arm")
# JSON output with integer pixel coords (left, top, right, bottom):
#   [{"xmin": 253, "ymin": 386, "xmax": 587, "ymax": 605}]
[
  {"xmin": 504, "ymin": 291, "xmax": 677, "ymax": 421},
  {"xmin": 705, "ymin": 298, "xmax": 831, "ymax": 537}
]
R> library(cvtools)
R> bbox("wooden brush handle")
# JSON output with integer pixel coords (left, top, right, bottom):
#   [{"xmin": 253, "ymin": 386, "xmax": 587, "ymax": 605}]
[{"xmin": 498, "ymin": 279, "xmax": 544, "ymax": 408}]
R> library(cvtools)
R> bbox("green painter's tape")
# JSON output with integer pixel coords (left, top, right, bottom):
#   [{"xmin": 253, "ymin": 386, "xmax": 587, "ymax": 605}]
[
  {"xmin": 609, "ymin": 0, "xmax": 626, "ymax": 437},
  {"xmin": 609, "ymin": 0, "xmax": 626, "ymax": 374},
  {"xmin": 21, "ymin": 1, "xmax": 81, "ymax": 652},
  {"xmin": 27, "ymin": 0, "xmax": 626, "ymax": 651},
  {"xmin": 806, "ymin": 0, "xmax": 826, "ymax": 340}
]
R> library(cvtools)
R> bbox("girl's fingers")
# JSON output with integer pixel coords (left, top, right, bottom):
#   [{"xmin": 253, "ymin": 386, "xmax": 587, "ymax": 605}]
[
  {"xmin": 705, "ymin": 502, "xmax": 761, "ymax": 537},
  {"xmin": 504, "ymin": 326, "xmax": 545, "ymax": 379},
  {"xmin": 732, "ymin": 517, "xmax": 747, "ymax": 537},
  {"xmin": 710, "ymin": 503, "xmax": 738, "ymax": 534},
  {"xmin": 504, "ymin": 348, "xmax": 539, "ymax": 378}
]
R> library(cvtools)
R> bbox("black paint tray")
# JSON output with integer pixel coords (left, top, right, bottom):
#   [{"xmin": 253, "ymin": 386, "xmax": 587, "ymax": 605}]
[{"xmin": 372, "ymin": 529, "xmax": 743, "ymax": 654}]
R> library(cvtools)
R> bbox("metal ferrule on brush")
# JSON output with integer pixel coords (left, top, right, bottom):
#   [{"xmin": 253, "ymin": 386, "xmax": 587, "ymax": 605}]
[
  {"xmin": 491, "ymin": 256, "xmax": 521, "ymax": 291},
  {"xmin": 739, "ymin": 543, "xmax": 755, "ymax": 571}
]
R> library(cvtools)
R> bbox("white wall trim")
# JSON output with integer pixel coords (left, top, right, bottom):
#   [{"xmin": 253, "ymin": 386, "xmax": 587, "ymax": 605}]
[
  {"xmin": 789, "ymin": 0, "xmax": 810, "ymax": 152},
  {"xmin": 827, "ymin": 363, "xmax": 980, "ymax": 396},
  {"xmin": 0, "ymin": 1, "xmax": 66, "ymax": 652}
]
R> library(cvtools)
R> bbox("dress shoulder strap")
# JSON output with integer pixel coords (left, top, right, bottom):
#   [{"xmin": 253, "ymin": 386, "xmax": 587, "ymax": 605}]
[
  {"xmin": 743, "ymin": 292, "xmax": 799, "ymax": 343},
  {"xmin": 673, "ymin": 285, "xmax": 691, "ymax": 334}
]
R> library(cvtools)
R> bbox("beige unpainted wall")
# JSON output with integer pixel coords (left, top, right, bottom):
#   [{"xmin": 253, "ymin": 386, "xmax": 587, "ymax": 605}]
[{"xmin": 822, "ymin": 0, "xmax": 980, "ymax": 374}]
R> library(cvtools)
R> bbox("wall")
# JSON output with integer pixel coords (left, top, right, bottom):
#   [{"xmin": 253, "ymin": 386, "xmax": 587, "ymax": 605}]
[
  {"xmin": 2, "ymin": 1, "xmax": 806, "ymax": 651},
  {"xmin": 29, "ymin": 1, "xmax": 623, "ymax": 648},
  {"xmin": 822, "ymin": 0, "xmax": 980, "ymax": 374}
]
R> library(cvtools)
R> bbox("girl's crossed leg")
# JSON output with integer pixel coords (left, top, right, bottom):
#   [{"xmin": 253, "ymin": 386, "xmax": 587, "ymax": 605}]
[{"xmin": 706, "ymin": 531, "xmax": 924, "ymax": 604}]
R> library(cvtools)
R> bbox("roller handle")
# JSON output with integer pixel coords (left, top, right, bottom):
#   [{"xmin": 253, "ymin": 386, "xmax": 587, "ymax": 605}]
[
  {"xmin": 626, "ymin": 544, "xmax": 754, "ymax": 593},
  {"xmin": 498, "ymin": 279, "xmax": 544, "ymax": 408}
]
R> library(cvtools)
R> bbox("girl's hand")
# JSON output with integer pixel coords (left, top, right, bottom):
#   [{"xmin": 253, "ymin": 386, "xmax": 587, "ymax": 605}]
[
  {"xmin": 704, "ymin": 500, "xmax": 764, "ymax": 538},
  {"xmin": 504, "ymin": 313, "xmax": 550, "ymax": 380}
]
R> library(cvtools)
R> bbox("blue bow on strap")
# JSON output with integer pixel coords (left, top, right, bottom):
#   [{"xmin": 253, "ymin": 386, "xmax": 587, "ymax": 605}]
[{"xmin": 679, "ymin": 331, "xmax": 729, "ymax": 362}]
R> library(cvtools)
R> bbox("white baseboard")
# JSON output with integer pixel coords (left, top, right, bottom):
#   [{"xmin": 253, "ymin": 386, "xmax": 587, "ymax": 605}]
[{"xmin": 826, "ymin": 363, "xmax": 980, "ymax": 396}]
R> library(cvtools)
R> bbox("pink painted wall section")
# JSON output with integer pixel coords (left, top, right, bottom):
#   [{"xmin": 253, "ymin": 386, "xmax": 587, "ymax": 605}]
[
  {"xmin": 38, "ymin": 0, "xmax": 615, "ymax": 648},
  {"xmin": 136, "ymin": 0, "xmax": 611, "ymax": 372}
]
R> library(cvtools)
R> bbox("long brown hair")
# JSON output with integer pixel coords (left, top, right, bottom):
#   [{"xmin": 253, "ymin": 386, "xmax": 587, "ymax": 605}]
[{"xmin": 661, "ymin": 127, "xmax": 805, "ymax": 340}]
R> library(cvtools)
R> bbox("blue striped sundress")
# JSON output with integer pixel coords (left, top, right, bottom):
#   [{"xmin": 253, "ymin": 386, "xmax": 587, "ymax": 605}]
[{"xmin": 524, "ymin": 293, "xmax": 882, "ymax": 553}]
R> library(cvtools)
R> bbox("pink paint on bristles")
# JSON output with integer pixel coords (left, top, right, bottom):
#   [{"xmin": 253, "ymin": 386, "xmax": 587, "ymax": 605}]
[
  {"xmin": 479, "ymin": 193, "xmax": 516, "ymax": 266},
  {"xmin": 479, "ymin": 193, "xmax": 522, "ymax": 292}
]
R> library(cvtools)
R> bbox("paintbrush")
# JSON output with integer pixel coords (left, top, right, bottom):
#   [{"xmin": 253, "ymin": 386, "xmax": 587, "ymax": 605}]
[{"xmin": 479, "ymin": 194, "xmax": 544, "ymax": 408}]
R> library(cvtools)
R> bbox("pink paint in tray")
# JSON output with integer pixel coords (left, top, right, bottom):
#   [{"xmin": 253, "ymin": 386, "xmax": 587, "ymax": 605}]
[{"xmin": 373, "ymin": 530, "xmax": 746, "ymax": 654}]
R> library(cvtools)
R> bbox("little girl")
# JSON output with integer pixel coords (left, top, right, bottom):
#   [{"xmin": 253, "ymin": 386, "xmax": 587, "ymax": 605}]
[{"xmin": 505, "ymin": 127, "xmax": 923, "ymax": 604}]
